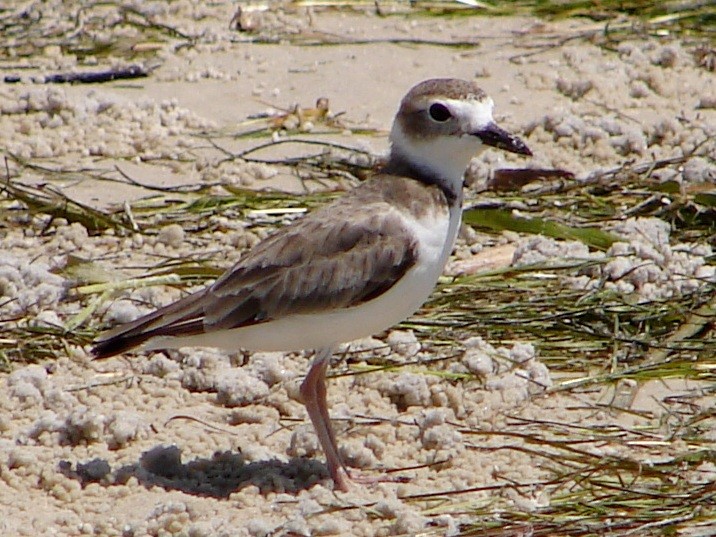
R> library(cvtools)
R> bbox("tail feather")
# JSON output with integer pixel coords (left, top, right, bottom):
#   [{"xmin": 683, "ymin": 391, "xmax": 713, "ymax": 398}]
[
  {"xmin": 91, "ymin": 332, "xmax": 157, "ymax": 360},
  {"xmin": 91, "ymin": 291, "xmax": 208, "ymax": 360}
]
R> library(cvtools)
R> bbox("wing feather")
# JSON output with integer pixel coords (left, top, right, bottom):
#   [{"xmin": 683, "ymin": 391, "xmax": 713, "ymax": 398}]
[{"xmin": 205, "ymin": 204, "xmax": 418, "ymax": 329}]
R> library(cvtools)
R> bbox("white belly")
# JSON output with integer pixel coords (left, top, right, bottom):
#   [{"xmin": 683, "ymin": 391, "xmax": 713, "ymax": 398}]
[{"xmin": 145, "ymin": 206, "xmax": 462, "ymax": 353}]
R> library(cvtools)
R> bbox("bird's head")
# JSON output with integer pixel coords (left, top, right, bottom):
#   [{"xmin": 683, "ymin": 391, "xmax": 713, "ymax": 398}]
[{"xmin": 389, "ymin": 78, "xmax": 532, "ymax": 192}]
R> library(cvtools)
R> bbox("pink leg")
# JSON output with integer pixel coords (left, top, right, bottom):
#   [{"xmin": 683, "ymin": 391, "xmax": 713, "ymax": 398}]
[
  {"xmin": 300, "ymin": 347, "xmax": 352, "ymax": 491},
  {"xmin": 300, "ymin": 348, "xmax": 409, "ymax": 490}
]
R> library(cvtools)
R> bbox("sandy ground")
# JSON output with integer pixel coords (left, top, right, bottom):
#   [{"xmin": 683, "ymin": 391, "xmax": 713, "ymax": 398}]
[{"xmin": 1, "ymin": 2, "xmax": 715, "ymax": 536}]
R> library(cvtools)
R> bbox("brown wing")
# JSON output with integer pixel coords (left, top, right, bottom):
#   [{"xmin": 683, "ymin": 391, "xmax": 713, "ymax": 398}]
[
  {"xmin": 91, "ymin": 182, "xmax": 420, "ymax": 359},
  {"xmin": 204, "ymin": 200, "xmax": 417, "ymax": 330}
]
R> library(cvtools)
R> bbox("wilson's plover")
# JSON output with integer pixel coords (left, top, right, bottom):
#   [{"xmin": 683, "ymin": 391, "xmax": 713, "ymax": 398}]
[{"xmin": 92, "ymin": 78, "xmax": 532, "ymax": 491}]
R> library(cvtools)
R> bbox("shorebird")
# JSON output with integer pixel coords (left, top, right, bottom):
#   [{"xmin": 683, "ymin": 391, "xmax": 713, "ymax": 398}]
[{"xmin": 92, "ymin": 78, "xmax": 532, "ymax": 491}]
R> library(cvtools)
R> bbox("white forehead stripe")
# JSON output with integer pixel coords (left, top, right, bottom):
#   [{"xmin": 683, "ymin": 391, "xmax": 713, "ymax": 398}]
[{"xmin": 439, "ymin": 97, "xmax": 495, "ymax": 131}]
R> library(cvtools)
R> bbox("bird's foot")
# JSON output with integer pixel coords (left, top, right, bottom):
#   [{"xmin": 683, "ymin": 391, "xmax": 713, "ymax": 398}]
[{"xmin": 331, "ymin": 467, "xmax": 410, "ymax": 492}]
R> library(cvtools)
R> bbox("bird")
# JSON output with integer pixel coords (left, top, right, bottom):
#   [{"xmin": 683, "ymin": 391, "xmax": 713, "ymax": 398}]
[{"xmin": 91, "ymin": 78, "xmax": 532, "ymax": 491}]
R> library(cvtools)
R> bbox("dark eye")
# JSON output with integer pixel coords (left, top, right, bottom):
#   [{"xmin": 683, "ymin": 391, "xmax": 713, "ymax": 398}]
[{"xmin": 429, "ymin": 103, "xmax": 451, "ymax": 122}]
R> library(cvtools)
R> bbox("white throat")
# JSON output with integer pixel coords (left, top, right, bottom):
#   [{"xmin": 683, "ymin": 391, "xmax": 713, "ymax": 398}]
[{"xmin": 388, "ymin": 122, "xmax": 486, "ymax": 198}]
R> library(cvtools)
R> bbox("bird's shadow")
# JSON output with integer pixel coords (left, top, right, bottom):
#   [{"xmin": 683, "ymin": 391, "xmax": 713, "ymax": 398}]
[{"xmin": 60, "ymin": 444, "xmax": 330, "ymax": 497}]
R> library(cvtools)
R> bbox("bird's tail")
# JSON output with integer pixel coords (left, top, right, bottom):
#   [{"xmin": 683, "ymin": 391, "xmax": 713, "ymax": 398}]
[{"xmin": 91, "ymin": 291, "xmax": 208, "ymax": 359}]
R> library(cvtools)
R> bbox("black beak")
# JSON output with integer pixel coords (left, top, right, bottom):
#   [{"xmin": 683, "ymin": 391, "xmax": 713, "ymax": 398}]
[{"xmin": 474, "ymin": 122, "xmax": 532, "ymax": 156}]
